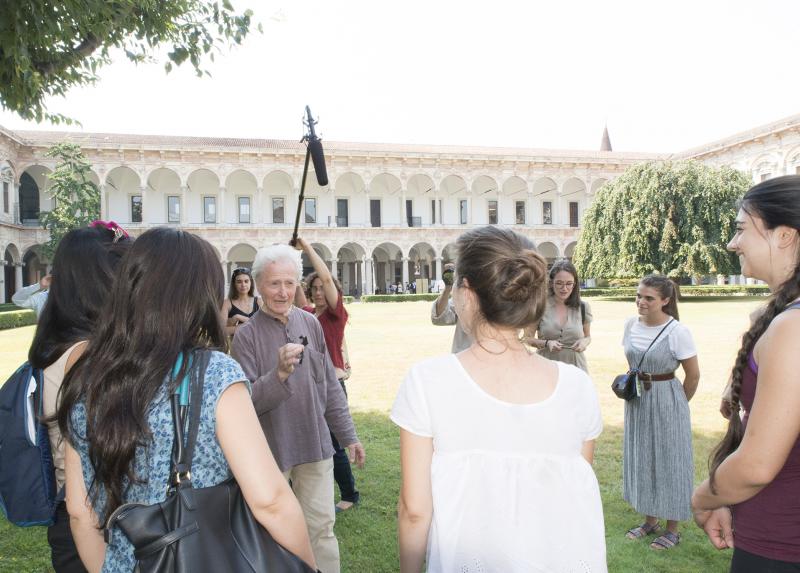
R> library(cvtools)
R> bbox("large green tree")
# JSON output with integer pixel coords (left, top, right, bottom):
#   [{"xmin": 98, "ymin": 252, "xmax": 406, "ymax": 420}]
[
  {"xmin": 573, "ymin": 161, "xmax": 752, "ymax": 280},
  {"xmin": 39, "ymin": 142, "xmax": 100, "ymax": 258},
  {"xmin": 0, "ymin": 1, "xmax": 255, "ymax": 123}
]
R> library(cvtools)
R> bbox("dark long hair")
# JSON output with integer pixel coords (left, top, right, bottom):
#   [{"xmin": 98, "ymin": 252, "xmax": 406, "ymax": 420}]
[
  {"xmin": 228, "ymin": 267, "xmax": 255, "ymax": 300},
  {"xmin": 710, "ymin": 175, "xmax": 800, "ymax": 490},
  {"xmin": 639, "ymin": 274, "xmax": 680, "ymax": 321},
  {"xmin": 29, "ymin": 227, "xmax": 130, "ymax": 369},
  {"xmin": 57, "ymin": 227, "xmax": 226, "ymax": 519},
  {"xmin": 548, "ymin": 259, "xmax": 582, "ymax": 309}
]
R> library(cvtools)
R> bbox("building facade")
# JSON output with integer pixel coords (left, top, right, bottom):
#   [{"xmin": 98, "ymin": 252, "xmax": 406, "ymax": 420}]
[{"xmin": 1, "ymin": 112, "xmax": 799, "ymax": 301}]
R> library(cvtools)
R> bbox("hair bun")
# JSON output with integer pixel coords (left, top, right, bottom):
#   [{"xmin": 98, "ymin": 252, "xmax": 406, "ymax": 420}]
[{"xmin": 500, "ymin": 250, "xmax": 547, "ymax": 302}]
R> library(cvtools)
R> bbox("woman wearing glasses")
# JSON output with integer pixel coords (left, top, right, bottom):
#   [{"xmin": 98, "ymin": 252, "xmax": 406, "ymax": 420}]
[
  {"xmin": 528, "ymin": 259, "xmax": 592, "ymax": 372},
  {"xmin": 221, "ymin": 267, "xmax": 261, "ymax": 337}
]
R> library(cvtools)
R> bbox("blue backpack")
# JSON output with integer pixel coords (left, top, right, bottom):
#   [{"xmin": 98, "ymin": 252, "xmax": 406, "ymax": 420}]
[{"xmin": 0, "ymin": 362, "xmax": 58, "ymax": 526}]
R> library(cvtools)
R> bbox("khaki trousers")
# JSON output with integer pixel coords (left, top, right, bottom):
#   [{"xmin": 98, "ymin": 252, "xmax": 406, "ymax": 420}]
[{"xmin": 283, "ymin": 457, "xmax": 339, "ymax": 573}]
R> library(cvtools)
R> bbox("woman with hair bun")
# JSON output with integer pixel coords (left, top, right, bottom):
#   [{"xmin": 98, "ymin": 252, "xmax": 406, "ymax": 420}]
[
  {"xmin": 528, "ymin": 259, "xmax": 593, "ymax": 372},
  {"xmin": 622, "ymin": 274, "xmax": 699, "ymax": 550},
  {"xmin": 392, "ymin": 226, "xmax": 606, "ymax": 572},
  {"xmin": 692, "ymin": 175, "xmax": 800, "ymax": 571}
]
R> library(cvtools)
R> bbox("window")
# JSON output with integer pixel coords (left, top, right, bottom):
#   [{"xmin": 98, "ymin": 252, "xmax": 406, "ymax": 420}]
[
  {"xmin": 131, "ymin": 195, "xmax": 142, "ymax": 223},
  {"xmin": 304, "ymin": 198, "xmax": 317, "ymax": 224},
  {"xmin": 272, "ymin": 197, "xmax": 285, "ymax": 223},
  {"xmin": 431, "ymin": 199, "xmax": 436, "ymax": 224},
  {"xmin": 3, "ymin": 181, "xmax": 8, "ymax": 213},
  {"xmin": 406, "ymin": 199, "xmax": 413, "ymax": 226},
  {"xmin": 515, "ymin": 200, "xmax": 526, "ymax": 225},
  {"xmin": 569, "ymin": 201, "xmax": 579, "ymax": 227},
  {"xmin": 167, "ymin": 196, "xmax": 180, "ymax": 223},
  {"xmin": 488, "ymin": 200, "xmax": 498, "ymax": 225},
  {"xmin": 238, "ymin": 197, "xmax": 251, "ymax": 223},
  {"xmin": 203, "ymin": 196, "xmax": 216, "ymax": 223},
  {"xmin": 370, "ymin": 199, "xmax": 381, "ymax": 227},
  {"xmin": 336, "ymin": 198, "xmax": 348, "ymax": 227},
  {"xmin": 542, "ymin": 201, "xmax": 552, "ymax": 225},
  {"xmin": 460, "ymin": 199, "xmax": 468, "ymax": 225}
]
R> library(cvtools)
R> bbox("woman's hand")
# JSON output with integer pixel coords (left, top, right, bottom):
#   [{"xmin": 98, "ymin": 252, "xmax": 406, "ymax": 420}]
[
  {"xmin": 571, "ymin": 338, "xmax": 590, "ymax": 352},
  {"xmin": 693, "ymin": 507, "xmax": 734, "ymax": 550},
  {"xmin": 237, "ymin": 315, "xmax": 250, "ymax": 324},
  {"xmin": 545, "ymin": 340, "xmax": 563, "ymax": 352}
]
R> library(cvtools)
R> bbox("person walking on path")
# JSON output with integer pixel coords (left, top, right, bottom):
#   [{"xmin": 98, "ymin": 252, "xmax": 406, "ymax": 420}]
[{"xmin": 622, "ymin": 275, "xmax": 700, "ymax": 550}]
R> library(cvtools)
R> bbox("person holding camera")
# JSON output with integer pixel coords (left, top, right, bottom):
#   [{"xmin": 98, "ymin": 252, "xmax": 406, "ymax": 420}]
[{"xmin": 431, "ymin": 263, "xmax": 472, "ymax": 353}]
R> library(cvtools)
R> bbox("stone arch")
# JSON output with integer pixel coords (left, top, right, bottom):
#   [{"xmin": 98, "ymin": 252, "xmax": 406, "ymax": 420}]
[
  {"xmin": 23, "ymin": 245, "xmax": 47, "ymax": 286},
  {"xmin": 408, "ymin": 241, "xmax": 436, "ymax": 282},
  {"xmin": 442, "ymin": 242, "xmax": 457, "ymax": 264},
  {"xmin": 564, "ymin": 241, "xmax": 578, "ymax": 261},
  {"xmin": 472, "ymin": 175, "xmax": 499, "ymax": 225},
  {"xmin": 20, "ymin": 165, "xmax": 51, "ymax": 222},
  {"xmin": 335, "ymin": 241, "xmax": 367, "ymax": 296},
  {"xmin": 371, "ymin": 241, "xmax": 403, "ymax": 293},
  {"xmin": 590, "ymin": 178, "xmax": 609, "ymax": 194},
  {"xmin": 226, "ymin": 169, "xmax": 258, "ymax": 224},
  {"xmin": 532, "ymin": 176, "xmax": 558, "ymax": 224},
  {"xmin": 263, "ymin": 170, "xmax": 294, "ymax": 225},
  {"xmin": 147, "ymin": 167, "xmax": 182, "ymax": 225},
  {"xmin": 537, "ymin": 241, "xmax": 559, "ymax": 266},
  {"xmin": 370, "ymin": 173, "xmax": 402, "ymax": 226},
  {"xmin": 502, "ymin": 176, "xmax": 528, "ymax": 224},
  {"xmin": 562, "ymin": 177, "xmax": 587, "ymax": 227},
  {"xmin": 187, "ymin": 169, "xmax": 221, "ymax": 224},
  {"xmin": 105, "ymin": 166, "xmax": 142, "ymax": 223}
]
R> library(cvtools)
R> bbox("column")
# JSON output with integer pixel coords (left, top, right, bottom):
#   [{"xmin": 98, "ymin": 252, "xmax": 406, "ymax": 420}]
[
  {"xmin": 330, "ymin": 187, "xmax": 336, "ymax": 227},
  {"xmin": 401, "ymin": 257, "xmax": 410, "ymax": 288},
  {"xmin": 99, "ymin": 183, "xmax": 107, "ymax": 219},
  {"xmin": 0, "ymin": 266, "xmax": 5, "ymax": 303},
  {"xmin": 555, "ymin": 192, "xmax": 563, "ymax": 226},
  {"xmin": 15, "ymin": 263, "xmax": 23, "ymax": 292},
  {"xmin": 364, "ymin": 190, "xmax": 371, "ymax": 228},
  {"xmin": 292, "ymin": 186, "xmax": 300, "ymax": 227},
  {"xmin": 329, "ymin": 258, "xmax": 338, "ymax": 279},
  {"xmin": 218, "ymin": 186, "xmax": 226, "ymax": 225},
  {"xmin": 181, "ymin": 185, "xmax": 188, "ymax": 225},
  {"xmin": 434, "ymin": 256, "xmax": 442, "ymax": 281},
  {"xmin": 221, "ymin": 260, "xmax": 228, "ymax": 283},
  {"xmin": 526, "ymin": 190, "xmax": 534, "ymax": 226},
  {"xmin": 140, "ymin": 184, "xmax": 148, "ymax": 224},
  {"xmin": 364, "ymin": 256, "xmax": 373, "ymax": 295}
]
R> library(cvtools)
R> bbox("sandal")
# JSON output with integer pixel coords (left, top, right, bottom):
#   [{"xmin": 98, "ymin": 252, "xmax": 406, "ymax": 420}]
[
  {"xmin": 650, "ymin": 531, "xmax": 681, "ymax": 550},
  {"xmin": 626, "ymin": 521, "xmax": 661, "ymax": 540}
]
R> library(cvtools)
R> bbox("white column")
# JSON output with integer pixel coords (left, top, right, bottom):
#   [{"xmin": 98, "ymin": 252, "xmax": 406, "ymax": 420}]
[
  {"xmin": 180, "ymin": 185, "xmax": 188, "ymax": 225},
  {"xmin": 99, "ymin": 183, "xmax": 107, "ymax": 219},
  {"xmin": 526, "ymin": 190, "xmax": 534, "ymax": 226},
  {"xmin": 329, "ymin": 258, "xmax": 338, "ymax": 279},
  {"xmin": 218, "ymin": 186, "xmax": 226, "ymax": 225},
  {"xmin": 221, "ymin": 260, "xmax": 228, "ymax": 283},
  {"xmin": 555, "ymin": 192, "xmax": 563, "ymax": 226},
  {"xmin": 15, "ymin": 263, "xmax": 23, "ymax": 292},
  {"xmin": 140, "ymin": 184, "xmax": 148, "ymax": 224},
  {"xmin": 364, "ymin": 256, "xmax": 373, "ymax": 295},
  {"xmin": 434, "ymin": 256, "xmax": 442, "ymax": 281},
  {"xmin": 0, "ymin": 266, "xmax": 5, "ymax": 303},
  {"xmin": 402, "ymin": 257, "xmax": 410, "ymax": 287}
]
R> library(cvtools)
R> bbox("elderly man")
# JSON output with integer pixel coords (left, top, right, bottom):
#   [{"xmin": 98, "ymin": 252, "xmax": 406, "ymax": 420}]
[{"xmin": 232, "ymin": 243, "xmax": 365, "ymax": 573}]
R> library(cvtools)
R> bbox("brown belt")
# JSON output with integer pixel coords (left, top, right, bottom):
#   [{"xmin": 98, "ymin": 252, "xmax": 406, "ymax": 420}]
[{"xmin": 639, "ymin": 371, "xmax": 675, "ymax": 391}]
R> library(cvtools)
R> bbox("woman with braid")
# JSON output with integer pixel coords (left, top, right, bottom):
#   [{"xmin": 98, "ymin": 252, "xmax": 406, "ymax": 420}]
[{"xmin": 692, "ymin": 175, "xmax": 800, "ymax": 572}]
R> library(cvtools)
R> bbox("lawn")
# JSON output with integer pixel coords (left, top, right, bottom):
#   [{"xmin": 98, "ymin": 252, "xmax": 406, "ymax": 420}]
[{"xmin": 0, "ymin": 298, "xmax": 760, "ymax": 572}]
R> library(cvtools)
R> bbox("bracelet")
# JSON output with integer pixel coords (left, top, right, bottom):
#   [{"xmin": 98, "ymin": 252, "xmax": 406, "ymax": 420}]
[{"xmin": 543, "ymin": 339, "xmax": 550, "ymax": 349}]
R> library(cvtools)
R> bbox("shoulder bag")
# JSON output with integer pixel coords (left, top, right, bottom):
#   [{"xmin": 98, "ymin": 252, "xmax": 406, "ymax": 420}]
[
  {"xmin": 611, "ymin": 319, "xmax": 674, "ymax": 401},
  {"xmin": 104, "ymin": 350, "xmax": 316, "ymax": 573}
]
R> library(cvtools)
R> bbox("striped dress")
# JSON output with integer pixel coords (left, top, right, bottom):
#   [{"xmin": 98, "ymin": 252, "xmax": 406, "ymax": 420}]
[{"xmin": 622, "ymin": 318, "xmax": 695, "ymax": 521}]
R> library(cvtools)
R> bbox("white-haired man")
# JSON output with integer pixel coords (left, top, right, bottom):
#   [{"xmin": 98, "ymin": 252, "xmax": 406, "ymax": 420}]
[{"xmin": 231, "ymin": 243, "xmax": 365, "ymax": 573}]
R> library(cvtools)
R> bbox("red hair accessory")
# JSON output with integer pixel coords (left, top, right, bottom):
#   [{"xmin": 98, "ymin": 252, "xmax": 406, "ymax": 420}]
[{"xmin": 89, "ymin": 220, "xmax": 129, "ymax": 243}]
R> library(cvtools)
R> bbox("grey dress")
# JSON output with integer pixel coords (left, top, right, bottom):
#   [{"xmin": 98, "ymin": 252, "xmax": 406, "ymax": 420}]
[
  {"xmin": 536, "ymin": 297, "xmax": 592, "ymax": 372},
  {"xmin": 622, "ymin": 319, "xmax": 694, "ymax": 521}
]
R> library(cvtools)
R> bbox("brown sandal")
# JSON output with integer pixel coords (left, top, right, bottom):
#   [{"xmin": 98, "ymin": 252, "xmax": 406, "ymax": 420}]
[
  {"xmin": 626, "ymin": 521, "xmax": 661, "ymax": 540},
  {"xmin": 650, "ymin": 531, "xmax": 680, "ymax": 550}
]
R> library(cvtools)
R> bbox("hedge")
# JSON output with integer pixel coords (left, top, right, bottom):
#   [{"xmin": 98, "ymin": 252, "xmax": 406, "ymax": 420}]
[
  {"xmin": 0, "ymin": 309, "xmax": 36, "ymax": 330},
  {"xmin": 361, "ymin": 293, "xmax": 440, "ymax": 303},
  {"xmin": 581, "ymin": 285, "xmax": 770, "ymax": 298},
  {"xmin": 343, "ymin": 296, "xmax": 354, "ymax": 304}
]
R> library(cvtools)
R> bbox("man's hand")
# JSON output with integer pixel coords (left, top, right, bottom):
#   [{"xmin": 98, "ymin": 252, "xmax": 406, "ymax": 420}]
[
  {"xmin": 442, "ymin": 263, "xmax": 455, "ymax": 287},
  {"xmin": 346, "ymin": 441, "xmax": 366, "ymax": 469},
  {"xmin": 277, "ymin": 343, "xmax": 305, "ymax": 382},
  {"xmin": 39, "ymin": 274, "xmax": 52, "ymax": 289},
  {"xmin": 694, "ymin": 507, "xmax": 734, "ymax": 550}
]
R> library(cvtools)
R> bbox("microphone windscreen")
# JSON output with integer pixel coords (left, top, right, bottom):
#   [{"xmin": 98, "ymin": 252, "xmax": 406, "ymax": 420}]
[{"xmin": 308, "ymin": 138, "xmax": 328, "ymax": 187}]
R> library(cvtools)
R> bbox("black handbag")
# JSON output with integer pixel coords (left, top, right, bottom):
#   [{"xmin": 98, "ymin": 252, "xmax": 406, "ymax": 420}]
[
  {"xmin": 104, "ymin": 350, "xmax": 316, "ymax": 573},
  {"xmin": 611, "ymin": 319, "xmax": 674, "ymax": 401}
]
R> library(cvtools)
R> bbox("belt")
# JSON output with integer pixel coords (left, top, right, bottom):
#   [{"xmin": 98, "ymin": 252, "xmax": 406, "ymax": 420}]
[{"xmin": 639, "ymin": 371, "xmax": 675, "ymax": 391}]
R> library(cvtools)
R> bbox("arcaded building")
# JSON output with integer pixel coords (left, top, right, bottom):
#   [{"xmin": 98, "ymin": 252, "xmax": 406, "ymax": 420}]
[{"xmin": 1, "ymin": 112, "xmax": 799, "ymax": 300}]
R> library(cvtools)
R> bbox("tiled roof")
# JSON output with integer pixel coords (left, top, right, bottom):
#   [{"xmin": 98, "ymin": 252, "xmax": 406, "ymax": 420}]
[{"xmin": 8, "ymin": 128, "xmax": 663, "ymax": 161}]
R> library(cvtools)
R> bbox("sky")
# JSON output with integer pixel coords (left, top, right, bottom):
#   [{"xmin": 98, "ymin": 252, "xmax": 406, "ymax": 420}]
[{"xmin": 1, "ymin": 0, "xmax": 799, "ymax": 153}]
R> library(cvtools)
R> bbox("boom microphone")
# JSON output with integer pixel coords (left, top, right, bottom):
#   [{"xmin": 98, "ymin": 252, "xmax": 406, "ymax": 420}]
[{"xmin": 308, "ymin": 137, "xmax": 328, "ymax": 187}]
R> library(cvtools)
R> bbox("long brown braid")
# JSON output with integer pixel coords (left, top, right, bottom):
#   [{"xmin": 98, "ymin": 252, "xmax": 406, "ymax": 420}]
[{"xmin": 709, "ymin": 175, "xmax": 800, "ymax": 492}]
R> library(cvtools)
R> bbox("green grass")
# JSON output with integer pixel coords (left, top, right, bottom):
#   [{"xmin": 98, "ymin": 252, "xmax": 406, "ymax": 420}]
[{"xmin": 0, "ymin": 299, "xmax": 761, "ymax": 572}]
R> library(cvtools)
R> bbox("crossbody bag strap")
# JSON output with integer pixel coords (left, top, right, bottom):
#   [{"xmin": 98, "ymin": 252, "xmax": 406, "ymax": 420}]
[
  {"xmin": 181, "ymin": 350, "xmax": 209, "ymax": 470},
  {"xmin": 634, "ymin": 319, "xmax": 674, "ymax": 371},
  {"xmin": 170, "ymin": 350, "xmax": 209, "ymax": 489}
]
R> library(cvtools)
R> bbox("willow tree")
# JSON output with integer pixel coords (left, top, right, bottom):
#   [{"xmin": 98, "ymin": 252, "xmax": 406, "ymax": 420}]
[{"xmin": 573, "ymin": 161, "xmax": 751, "ymax": 280}]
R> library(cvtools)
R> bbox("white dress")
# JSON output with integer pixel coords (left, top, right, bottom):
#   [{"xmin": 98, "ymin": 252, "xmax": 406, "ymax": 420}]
[{"xmin": 391, "ymin": 354, "xmax": 607, "ymax": 573}]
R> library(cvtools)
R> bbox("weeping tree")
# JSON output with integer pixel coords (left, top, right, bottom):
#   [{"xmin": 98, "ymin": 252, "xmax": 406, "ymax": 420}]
[
  {"xmin": 573, "ymin": 161, "xmax": 752, "ymax": 280},
  {"xmin": 0, "ymin": 1, "xmax": 255, "ymax": 123},
  {"xmin": 39, "ymin": 142, "xmax": 100, "ymax": 259}
]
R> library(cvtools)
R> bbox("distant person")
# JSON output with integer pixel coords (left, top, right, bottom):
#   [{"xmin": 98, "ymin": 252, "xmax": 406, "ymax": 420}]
[
  {"xmin": 692, "ymin": 175, "xmax": 800, "ymax": 571},
  {"xmin": 231, "ymin": 243, "xmax": 365, "ymax": 573},
  {"xmin": 622, "ymin": 275, "xmax": 699, "ymax": 550},
  {"xmin": 29, "ymin": 224, "xmax": 131, "ymax": 572},
  {"xmin": 527, "ymin": 260, "xmax": 593, "ymax": 372},
  {"xmin": 431, "ymin": 263, "xmax": 472, "ymax": 353},
  {"xmin": 12, "ymin": 274, "xmax": 50, "ymax": 318},
  {"xmin": 57, "ymin": 228, "xmax": 316, "ymax": 572},
  {"xmin": 220, "ymin": 267, "xmax": 261, "ymax": 338},
  {"xmin": 394, "ymin": 226, "xmax": 605, "ymax": 572},
  {"xmin": 293, "ymin": 237, "xmax": 360, "ymax": 514}
]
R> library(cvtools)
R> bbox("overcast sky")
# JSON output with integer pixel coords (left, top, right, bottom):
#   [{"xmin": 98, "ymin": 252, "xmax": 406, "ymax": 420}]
[{"xmin": 1, "ymin": 0, "xmax": 798, "ymax": 152}]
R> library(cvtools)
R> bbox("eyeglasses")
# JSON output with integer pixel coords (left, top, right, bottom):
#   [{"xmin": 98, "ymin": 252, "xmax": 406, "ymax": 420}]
[
  {"xmin": 553, "ymin": 281, "xmax": 575, "ymax": 288},
  {"xmin": 233, "ymin": 267, "xmax": 251, "ymax": 276}
]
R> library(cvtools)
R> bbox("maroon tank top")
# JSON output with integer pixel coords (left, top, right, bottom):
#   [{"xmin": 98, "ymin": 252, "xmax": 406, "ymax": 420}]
[{"xmin": 731, "ymin": 305, "xmax": 800, "ymax": 562}]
